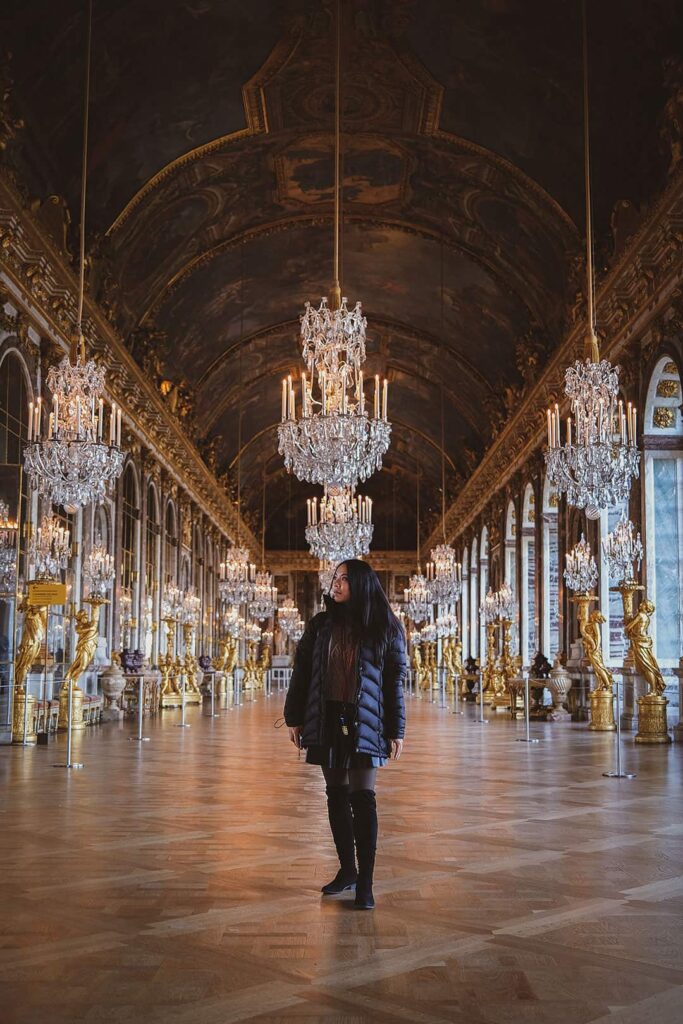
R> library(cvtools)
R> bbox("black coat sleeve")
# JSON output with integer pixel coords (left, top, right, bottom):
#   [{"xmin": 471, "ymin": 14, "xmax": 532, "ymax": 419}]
[
  {"xmin": 382, "ymin": 625, "xmax": 407, "ymax": 740},
  {"xmin": 283, "ymin": 616, "xmax": 319, "ymax": 727}
]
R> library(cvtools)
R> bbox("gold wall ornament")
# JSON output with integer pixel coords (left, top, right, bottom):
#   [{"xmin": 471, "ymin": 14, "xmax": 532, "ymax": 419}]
[
  {"xmin": 58, "ymin": 597, "xmax": 106, "ymax": 731},
  {"xmin": 623, "ymin": 598, "xmax": 672, "ymax": 745},
  {"xmin": 12, "ymin": 597, "xmax": 47, "ymax": 743},
  {"xmin": 656, "ymin": 379, "xmax": 680, "ymax": 398},
  {"xmin": 653, "ymin": 407, "xmax": 676, "ymax": 428},
  {"xmin": 663, "ymin": 360, "xmax": 678, "ymax": 374}
]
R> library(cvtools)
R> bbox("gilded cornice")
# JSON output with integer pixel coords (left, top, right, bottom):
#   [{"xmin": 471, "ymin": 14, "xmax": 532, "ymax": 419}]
[
  {"xmin": 425, "ymin": 167, "xmax": 683, "ymax": 551},
  {"xmin": 0, "ymin": 172, "xmax": 258, "ymax": 553}
]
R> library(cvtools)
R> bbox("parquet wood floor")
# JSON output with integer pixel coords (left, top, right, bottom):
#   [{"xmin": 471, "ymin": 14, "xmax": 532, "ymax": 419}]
[{"xmin": 2, "ymin": 692, "xmax": 683, "ymax": 1023}]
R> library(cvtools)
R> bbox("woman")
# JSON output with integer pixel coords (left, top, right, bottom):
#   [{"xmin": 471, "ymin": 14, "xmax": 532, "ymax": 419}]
[{"xmin": 284, "ymin": 559, "xmax": 407, "ymax": 910}]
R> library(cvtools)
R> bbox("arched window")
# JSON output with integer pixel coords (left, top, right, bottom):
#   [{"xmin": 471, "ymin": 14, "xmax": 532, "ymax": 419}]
[
  {"xmin": 520, "ymin": 485, "xmax": 537, "ymax": 666},
  {"xmin": 505, "ymin": 500, "xmax": 518, "ymax": 654},
  {"xmin": 479, "ymin": 528, "xmax": 489, "ymax": 661},
  {"xmin": 469, "ymin": 537, "xmax": 478, "ymax": 658},
  {"xmin": 164, "ymin": 501, "xmax": 177, "ymax": 585},
  {"xmin": 461, "ymin": 546, "xmax": 470, "ymax": 661},
  {"xmin": 542, "ymin": 476, "xmax": 560, "ymax": 658},
  {"xmin": 643, "ymin": 356, "xmax": 683, "ymax": 665},
  {"xmin": 145, "ymin": 485, "xmax": 160, "ymax": 661}
]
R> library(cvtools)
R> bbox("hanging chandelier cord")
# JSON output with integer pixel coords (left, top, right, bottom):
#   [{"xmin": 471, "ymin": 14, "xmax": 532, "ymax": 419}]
[
  {"xmin": 73, "ymin": 0, "xmax": 93, "ymax": 364},
  {"xmin": 236, "ymin": 241, "xmax": 244, "ymax": 547},
  {"xmin": 582, "ymin": 0, "xmax": 599, "ymax": 363},
  {"xmin": 416, "ymin": 463, "xmax": 421, "ymax": 572},
  {"xmin": 439, "ymin": 241, "xmax": 447, "ymax": 543},
  {"xmin": 330, "ymin": 0, "xmax": 342, "ymax": 310},
  {"xmin": 261, "ymin": 469, "xmax": 266, "ymax": 569}
]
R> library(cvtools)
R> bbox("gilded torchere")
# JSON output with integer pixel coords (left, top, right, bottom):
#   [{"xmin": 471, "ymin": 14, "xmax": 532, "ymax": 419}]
[
  {"xmin": 58, "ymin": 598, "xmax": 105, "ymax": 730},
  {"xmin": 480, "ymin": 620, "xmax": 498, "ymax": 705},
  {"xmin": 611, "ymin": 579, "xmax": 644, "ymax": 669},
  {"xmin": 581, "ymin": 609, "xmax": 616, "ymax": 731},
  {"xmin": 160, "ymin": 616, "xmax": 182, "ymax": 707},
  {"xmin": 410, "ymin": 641, "xmax": 423, "ymax": 691},
  {"xmin": 12, "ymin": 596, "xmax": 47, "ymax": 743},
  {"xmin": 182, "ymin": 623, "xmax": 200, "ymax": 695},
  {"xmin": 213, "ymin": 636, "xmax": 238, "ymax": 697},
  {"xmin": 625, "ymin": 598, "xmax": 671, "ymax": 744}
]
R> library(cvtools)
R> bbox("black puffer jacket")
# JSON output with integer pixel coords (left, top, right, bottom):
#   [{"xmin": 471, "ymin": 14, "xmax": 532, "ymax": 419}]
[{"xmin": 284, "ymin": 611, "xmax": 407, "ymax": 757}]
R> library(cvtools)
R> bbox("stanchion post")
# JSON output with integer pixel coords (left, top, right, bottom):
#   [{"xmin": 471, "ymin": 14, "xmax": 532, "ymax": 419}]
[
  {"xmin": 53, "ymin": 677, "xmax": 83, "ymax": 769},
  {"xmin": 130, "ymin": 674, "xmax": 150, "ymax": 742},
  {"xmin": 453, "ymin": 673, "xmax": 463, "ymax": 716},
  {"xmin": 176, "ymin": 669, "xmax": 190, "ymax": 728},
  {"xmin": 208, "ymin": 671, "xmax": 220, "ymax": 718},
  {"xmin": 603, "ymin": 674, "xmax": 635, "ymax": 778},
  {"xmin": 517, "ymin": 671, "xmax": 540, "ymax": 743},
  {"xmin": 477, "ymin": 670, "xmax": 488, "ymax": 725}
]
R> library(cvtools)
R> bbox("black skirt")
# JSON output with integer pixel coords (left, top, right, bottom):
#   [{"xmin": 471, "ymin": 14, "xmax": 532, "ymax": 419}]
[{"xmin": 305, "ymin": 700, "xmax": 387, "ymax": 769}]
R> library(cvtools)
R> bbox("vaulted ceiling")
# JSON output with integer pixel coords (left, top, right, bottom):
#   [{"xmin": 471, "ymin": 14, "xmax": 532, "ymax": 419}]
[{"xmin": 4, "ymin": 0, "xmax": 681, "ymax": 549}]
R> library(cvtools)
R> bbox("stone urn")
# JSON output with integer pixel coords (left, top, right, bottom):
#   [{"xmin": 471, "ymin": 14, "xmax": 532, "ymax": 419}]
[
  {"xmin": 100, "ymin": 661, "xmax": 126, "ymax": 720},
  {"xmin": 547, "ymin": 658, "xmax": 573, "ymax": 720}
]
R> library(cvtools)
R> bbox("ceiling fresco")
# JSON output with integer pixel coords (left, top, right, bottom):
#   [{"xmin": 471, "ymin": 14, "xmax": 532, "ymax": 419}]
[{"xmin": 3, "ymin": 0, "xmax": 682, "ymax": 549}]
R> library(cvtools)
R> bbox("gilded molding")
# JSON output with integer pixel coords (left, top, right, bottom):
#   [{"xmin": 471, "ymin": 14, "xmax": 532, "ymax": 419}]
[{"xmin": 0, "ymin": 172, "xmax": 258, "ymax": 553}]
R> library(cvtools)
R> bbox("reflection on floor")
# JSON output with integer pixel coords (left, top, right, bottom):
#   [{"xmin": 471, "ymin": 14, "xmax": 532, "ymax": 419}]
[{"xmin": 2, "ymin": 690, "xmax": 683, "ymax": 1023}]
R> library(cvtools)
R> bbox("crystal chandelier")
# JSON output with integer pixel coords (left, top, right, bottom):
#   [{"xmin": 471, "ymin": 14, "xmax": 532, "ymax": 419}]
[
  {"xmin": 278, "ymin": 596, "xmax": 300, "ymax": 637},
  {"xmin": 0, "ymin": 499, "xmax": 18, "ymax": 590},
  {"xmin": 222, "ymin": 604, "xmax": 241, "ymax": 638},
  {"xmin": 435, "ymin": 609, "xmax": 458, "ymax": 638},
  {"xmin": 420, "ymin": 622, "xmax": 437, "ymax": 644},
  {"xmin": 602, "ymin": 515, "xmax": 643, "ymax": 583},
  {"xmin": 290, "ymin": 617, "xmax": 306, "ymax": 643},
  {"xmin": 29, "ymin": 512, "xmax": 72, "ymax": 580},
  {"xmin": 544, "ymin": 8, "xmax": 638, "ymax": 520},
  {"xmin": 305, "ymin": 485, "xmax": 373, "ymax": 562},
  {"xmin": 218, "ymin": 547, "xmax": 251, "ymax": 605},
  {"xmin": 161, "ymin": 583, "xmax": 183, "ymax": 620},
  {"xmin": 249, "ymin": 569, "xmax": 278, "ymax": 622},
  {"xmin": 243, "ymin": 619, "xmax": 262, "ymax": 644},
  {"xmin": 427, "ymin": 546, "xmax": 462, "ymax": 606},
  {"xmin": 496, "ymin": 581, "xmax": 516, "ymax": 620},
  {"xmin": 23, "ymin": 8, "xmax": 124, "ymax": 513},
  {"xmin": 181, "ymin": 586, "xmax": 201, "ymax": 626},
  {"xmin": 278, "ymin": 0, "xmax": 390, "ymax": 490},
  {"xmin": 83, "ymin": 536, "xmax": 114, "ymax": 599},
  {"xmin": 404, "ymin": 572, "xmax": 431, "ymax": 625},
  {"xmin": 480, "ymin": 588, "xmax": 500, "ymax": 625},
  {"xmin": 564, "ymin": 533, "xmax": 598, "ymax": 592}
]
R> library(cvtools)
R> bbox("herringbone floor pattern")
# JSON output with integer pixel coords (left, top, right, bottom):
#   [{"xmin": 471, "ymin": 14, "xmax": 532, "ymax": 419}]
[{"xmin": 2, "ymin": 691, "xmax": 683, "ymax": 1023}]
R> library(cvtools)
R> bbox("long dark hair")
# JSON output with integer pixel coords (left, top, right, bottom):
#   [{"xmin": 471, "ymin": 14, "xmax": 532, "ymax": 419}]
[{"xmin": 323, "ymin": 559, "xmax": 403, "ymax": 649}]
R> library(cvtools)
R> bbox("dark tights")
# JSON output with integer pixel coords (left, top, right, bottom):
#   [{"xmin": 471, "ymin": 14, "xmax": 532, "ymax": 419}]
[{"xmin": 322, "ymin": 766, "xmax": 377, "ymax": 792}]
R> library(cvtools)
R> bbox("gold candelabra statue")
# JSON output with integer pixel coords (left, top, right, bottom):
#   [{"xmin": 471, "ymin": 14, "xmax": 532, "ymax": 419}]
[
  {"xmin": 159, "ymin": 615, "xmax": 181, "ymax": 705},
  {"xmin": 411, "ymin": 641, "xmax": 423, "ymax": 691},
  {"xmin": 581, "ymin": 608, "xmax": 616, "ymax": 732},
  {"xmin": 480, "ymin": 620, "xmax": 498, "ymax": 705},
  {"xmin": 58, "ymin": 596, "xmax": 106, "ymax": 731},
  {"xmin": 625, "ymin": 598, "xmax": 671, "ymax": 744},
  {"xmin": 12, "ymin": 596, "xmax": 47, "ymax": 743},
  {"xmin": 181, "ymin": 623, "xmax": 200, "ymax": 694}
]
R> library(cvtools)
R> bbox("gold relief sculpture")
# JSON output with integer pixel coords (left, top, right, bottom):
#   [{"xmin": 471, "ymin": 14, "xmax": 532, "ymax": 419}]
[
  {"xmin": 656, "ymin": 379, "xmax": 680, "ymax": 398},
  {"xmin": 625, "ymin": 599, "xmax": 671, "ymax": 745},
  {"xmin": 580, "ymin": 609, "xmax": 616, "ymax": 733},
  {"xmin": 653, "ymin": 407, "xmax": 676, "ymax": 428},
  {"xmin": 58, "ymin": 599, "xmax": 105, "ymax": 731},
  {"xmin": 663, "ymin": 360, "xmax": 678, "ymax": 374}
]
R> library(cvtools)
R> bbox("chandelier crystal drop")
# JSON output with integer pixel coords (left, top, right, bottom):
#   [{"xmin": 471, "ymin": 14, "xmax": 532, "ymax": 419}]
[
  {"xmin": 435, "ymin": 609, "xmax": 458, "ymax": 638},
  {"xmin": 480, "ymin": 587, "xmax": 500, "ymax": 625},
  {"xmin": 218, "ymin": 547, "xmax": 251, "ymax": 606},
  {"xmin": 602, "ymin": 515, "xmax": 643, "ymax": 583},
  {"xmin": 0, "ymin": 500, "xmax": 18, "ymax": 590},
  {"xmin": 29, "ymin": 512, "xmax": 72, "ymax": 580},
  {"xmin": 249, "ymin": 568, "xmax": 278, "ymax": 622},
  {"xmin": 23, "ymin": 347, "xmax": 126, "ymax": 514},
  {"xmin": 82, "ymin": 536, "xmax": 114, "ymax": 599},
  {"xmin": 497, "ymin": 580, "xmax": 516, "ymax": 620},
  {"xmin": 305, "ymin": 485, "xmax": 373, "ymax": 562},
  {"xmin": 426, "ymin": 544, "xmax": 462, "ymax": 605},
  {"xmin": 318, "ymin": 559, "xmax": 336, "ymax": 594},
  {"xmin": 545, "ymin": 355, "xmax": 640, "ymax": 519},
  {"xmin": 161, "ymin": 583, "xmax": 183, "ymax": 621},
  {"xmin": 564, "ymin": 533, "xmax": 599, "ymax": 592},
  {"xmin": 404, "ymin": 572, "xmax": 431, "ymax": 625}
]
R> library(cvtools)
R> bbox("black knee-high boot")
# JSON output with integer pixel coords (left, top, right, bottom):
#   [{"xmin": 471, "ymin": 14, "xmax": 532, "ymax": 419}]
[
  {"xmin": 321, "ymin": 784, "xmax": 358, "ymax": 894},
  {"xmin": 349, "ymin": 789, "xmax": 377, "ymax": 909}
]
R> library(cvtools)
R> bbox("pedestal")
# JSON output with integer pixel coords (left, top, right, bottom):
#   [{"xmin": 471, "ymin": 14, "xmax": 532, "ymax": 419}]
[
  {"xmin": 12, "ymin": 692, "xmax": 37, "ymax": 743},
  {"xmin": 589, "ymin": 688, "xmax": 616, "ymax": 731},
  {"xmin": 673, "ymin": 662, "xmax": 683, "ymax": 743},
  {"xmin": 100, "ymin": 664, "xmax": 126, "ymax": 721},
  {"xmin": 58, "ymin": 684, "xmax": 84, "ymax": 731},
  {"xmin": 635, "ymin": 694, "xmax": 671, "ymax": 744}
]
